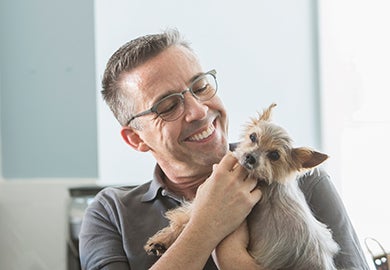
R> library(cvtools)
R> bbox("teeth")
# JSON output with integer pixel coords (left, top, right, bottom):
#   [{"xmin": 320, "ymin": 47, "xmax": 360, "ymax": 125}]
[{"xmin": 188, "ymin": 125, "xmax": 215, "ymax": 141}]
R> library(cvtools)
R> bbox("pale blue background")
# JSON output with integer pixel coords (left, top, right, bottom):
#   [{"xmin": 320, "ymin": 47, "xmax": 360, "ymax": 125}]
[{"xmin": 0, "ymin": 0, "xmax": 97, "ymax": 178}]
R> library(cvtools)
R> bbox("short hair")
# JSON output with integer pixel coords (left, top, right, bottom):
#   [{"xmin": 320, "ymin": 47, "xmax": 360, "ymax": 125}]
[{"xmin": 101, "ymin": 29, "xmax": 192, "ymax": 127}]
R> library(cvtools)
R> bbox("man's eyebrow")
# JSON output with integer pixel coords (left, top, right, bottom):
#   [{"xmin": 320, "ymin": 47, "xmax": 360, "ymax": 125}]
[
  {"xmin": 152, "ymin": 90, "xmax": 179, "ymax": 105},
  {"xmin": 188, "ymin": 71, "xmax": 205, "ymax": 83}
]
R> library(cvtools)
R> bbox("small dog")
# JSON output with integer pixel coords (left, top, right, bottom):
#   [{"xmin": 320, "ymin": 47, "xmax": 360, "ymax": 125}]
[{"xmin": 145, "ymin": 103, "xmax": 340, "ymax": 270}]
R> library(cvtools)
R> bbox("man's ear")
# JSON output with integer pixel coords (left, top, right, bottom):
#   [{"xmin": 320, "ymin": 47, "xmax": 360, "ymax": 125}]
[{"xmin": 121, "ymin": 127, "xmax": 150, "ymax": 152}]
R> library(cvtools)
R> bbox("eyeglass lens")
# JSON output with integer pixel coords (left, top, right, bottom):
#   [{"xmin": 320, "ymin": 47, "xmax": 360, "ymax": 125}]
[{"xmin": 156, "ymin": 73, "xmax": 217, "ymax": 121}]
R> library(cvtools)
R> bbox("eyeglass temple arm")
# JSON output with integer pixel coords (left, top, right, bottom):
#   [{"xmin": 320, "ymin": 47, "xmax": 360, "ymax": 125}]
[{"xmin": 126, "ymin": 109, "xmax": 154, "ymax": 126}]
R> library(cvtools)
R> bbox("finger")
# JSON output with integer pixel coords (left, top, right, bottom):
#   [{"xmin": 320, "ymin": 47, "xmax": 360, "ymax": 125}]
[
  {"xmin": 249, "ymin": 188, "xmax": 263, "ymax": 204},
  {"xmin": 218, "ymin": 152, "xmax": 239, "ymax": 171},
  {"xmin": 245, "ymin": 177, "xmax": 258, "ymax": 190},
  {"xmin": 231, "ymin": 164, "xmax": 249, "ymax": 180}
]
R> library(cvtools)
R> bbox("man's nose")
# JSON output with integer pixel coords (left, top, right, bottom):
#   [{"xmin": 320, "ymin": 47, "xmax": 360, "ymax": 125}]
[{"xmin": 183, "ymin": 92, "xmax": 208, "ymax": 122}]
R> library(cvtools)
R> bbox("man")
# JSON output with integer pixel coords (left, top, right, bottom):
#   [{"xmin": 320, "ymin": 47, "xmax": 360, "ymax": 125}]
[{"xmin": 79, "ymin": 29, "xmax": 369, "ymax": 270}]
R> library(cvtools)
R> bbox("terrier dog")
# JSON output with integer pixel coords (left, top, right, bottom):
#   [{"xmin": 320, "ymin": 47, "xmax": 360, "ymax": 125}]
[{"xmin": 144, "ymin": 103, "xmax": 340, "ymax": 270}]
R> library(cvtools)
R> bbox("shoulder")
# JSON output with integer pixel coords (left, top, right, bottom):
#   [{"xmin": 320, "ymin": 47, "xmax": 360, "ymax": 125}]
[
  {"xmin": 84, "ymin": 182, "xmax": 152, "ymax": 221},
  {"xmin": 297, "ymin": 167, "xmax": 332, "ymax": 202},
  {"xmin": 93, "ymin": 181, "xmax": 152, "ymax": 208},
  {"xmin": 297, "ymin": 167, "xmax": 344, "ymax": 224},
  {"xmin": 298, "ymin": 166, "xmax": 330, "ymax": 185}
]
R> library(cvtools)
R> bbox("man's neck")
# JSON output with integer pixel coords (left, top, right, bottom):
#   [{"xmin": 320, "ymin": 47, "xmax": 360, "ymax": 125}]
[{"xmin": 161, "ymin": 172, "xmax": 209, "ymax": 200}]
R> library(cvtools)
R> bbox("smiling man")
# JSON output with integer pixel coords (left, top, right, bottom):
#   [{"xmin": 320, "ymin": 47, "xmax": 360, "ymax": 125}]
[
  {"xmin": 79, "ymin": 29, "xmax": 369, "ymax": 270},
  {"xmin": 119, "ymin": 45, "xmax": 229, "ymax": 200}
]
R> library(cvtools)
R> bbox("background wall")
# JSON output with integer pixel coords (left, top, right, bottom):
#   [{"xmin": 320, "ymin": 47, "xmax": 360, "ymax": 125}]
[{"xmin": 0, "ymin": 0, "xmax": 323, "ymax": 269}]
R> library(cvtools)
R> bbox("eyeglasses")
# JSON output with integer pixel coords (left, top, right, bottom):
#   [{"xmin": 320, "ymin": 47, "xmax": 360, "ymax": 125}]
[{"xmin": 126, "ymin": 69, "xmax": 218, "ymax": 125}]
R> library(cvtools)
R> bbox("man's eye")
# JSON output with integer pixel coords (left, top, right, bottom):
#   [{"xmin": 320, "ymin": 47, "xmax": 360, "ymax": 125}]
[
  {"xmin": 193, "ymin": 84, "xmax": 208, "ymax": 95},
  {"xmin": 267, "ymin": 151, "xmax": 280, "ymax": 161},
  {"xmin": 249, "ymin": 132, "xmax": 257, "ymax": 143},
  {"xmin": 156, "ymin": 97, "xmax": 182, "ymax": 114},
  {"xmin": 159, "ymin": 103, "xmax": 178, "ymax": 114},
  {"xmin": 158, "ymin": 101, "xmax": 180, "ymax": 114}
]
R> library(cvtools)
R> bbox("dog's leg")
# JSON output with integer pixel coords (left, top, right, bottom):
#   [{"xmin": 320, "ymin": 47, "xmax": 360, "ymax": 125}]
[{"xmin": 144, "ymin": 203, "xmax": 192, "ymax": 256}]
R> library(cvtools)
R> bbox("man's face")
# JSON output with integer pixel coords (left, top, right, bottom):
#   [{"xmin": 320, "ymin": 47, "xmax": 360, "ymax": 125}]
[{"xmin": 121, "ymin": 45, "xmax": 229, "ymax": 180}]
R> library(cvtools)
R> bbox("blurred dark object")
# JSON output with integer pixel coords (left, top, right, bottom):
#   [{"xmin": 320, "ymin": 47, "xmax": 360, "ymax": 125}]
[
  {"xmin": 67, "ymin": 186, "xmax": 104, "ymax": 270},
  {"xmin": 365, "ymin": 237, "xmax": 390, "ymax": 270}
]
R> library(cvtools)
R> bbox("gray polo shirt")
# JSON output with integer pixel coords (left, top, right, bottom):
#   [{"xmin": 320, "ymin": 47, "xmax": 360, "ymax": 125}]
[{"xmin": 79, "ymin": 165, "xmax": 369, "ymax": 270}]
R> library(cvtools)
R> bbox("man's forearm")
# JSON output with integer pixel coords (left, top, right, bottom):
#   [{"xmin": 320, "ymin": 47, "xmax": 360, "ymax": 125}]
[
  {"xmin": 213, "ymin": 245, "xmax": 263, "ymax": 270},
  {"xmin": 149, "ymin": 219, "xmax": 221, "ymax": 270}
]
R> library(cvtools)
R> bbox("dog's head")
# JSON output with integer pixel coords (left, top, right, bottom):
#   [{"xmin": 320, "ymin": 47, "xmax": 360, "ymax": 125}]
[{"xmin": 234, "ymin": 103, "xmax": 328, "ymax": 184}]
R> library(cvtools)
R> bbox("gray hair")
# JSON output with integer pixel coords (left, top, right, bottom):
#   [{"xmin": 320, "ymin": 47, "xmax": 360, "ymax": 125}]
[{"xmin": 101, "ymin": 29, "xmax": 192, "ymax": 127}]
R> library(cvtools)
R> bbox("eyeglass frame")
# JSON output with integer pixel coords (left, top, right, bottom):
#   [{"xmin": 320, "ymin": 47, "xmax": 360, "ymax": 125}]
[{"xmin": 126, "ymin": 69, "xmax": 218, "ymax": 126}]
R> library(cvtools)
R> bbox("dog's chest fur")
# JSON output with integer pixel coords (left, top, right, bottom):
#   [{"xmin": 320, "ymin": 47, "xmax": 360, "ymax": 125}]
[{"xmin": 247, "ymin": 179, "xmax": 339, "ymax": 270}]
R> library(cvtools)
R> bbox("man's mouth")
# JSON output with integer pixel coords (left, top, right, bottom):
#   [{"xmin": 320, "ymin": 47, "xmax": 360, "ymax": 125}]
[{"xmin": 187, "ymin": 123, "xmax": 215, "ymax": 142}]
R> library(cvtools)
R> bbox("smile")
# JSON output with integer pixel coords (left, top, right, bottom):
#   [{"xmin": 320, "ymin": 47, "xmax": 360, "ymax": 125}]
[{"xmin": 187, "ymin": 124, "xmax": 215, "ymax": 141}]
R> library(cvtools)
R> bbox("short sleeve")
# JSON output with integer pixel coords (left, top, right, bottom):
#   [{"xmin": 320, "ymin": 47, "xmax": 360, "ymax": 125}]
[{"xmin": 79, "ymin": 195, "xmax": 130, "ymax": 270}]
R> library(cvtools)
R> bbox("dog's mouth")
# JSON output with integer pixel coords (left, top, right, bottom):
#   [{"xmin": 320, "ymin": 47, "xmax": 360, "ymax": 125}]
[
  {"xmin": 242, "ymin": 162, "xmax": 255, "ymax": 171},
  {"xmin": 240, "ymin": 161, "xmax": 270, "ymax": 186},
  {"xmin": 238, "ymin": 156, "xmax": 258, "ymax": 174},
  {"xmin": 238, "ymin": 153, "xmax": 257, "ymax": 172},
  {"xmin": 236, "ymin": 152, "xmax": 270, "ymax": 186}
]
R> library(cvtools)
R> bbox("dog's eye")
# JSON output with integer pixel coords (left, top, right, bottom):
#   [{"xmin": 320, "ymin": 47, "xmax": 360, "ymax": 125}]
[
  {"xmin": 267, "ymin": 150, "xmax": 280, "ymax": 161},
  {"xmin": 249, "ymin": 132, "xmax": 257, "ymax": 143}
]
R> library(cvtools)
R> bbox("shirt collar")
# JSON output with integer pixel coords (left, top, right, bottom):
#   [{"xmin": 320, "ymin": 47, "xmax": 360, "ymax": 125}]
[
  {"xmin": 140, "ymin": 164, "xmax": 185, "ymax": 203},
  {"xmin": 141, "ymin": 165, "xmax": 165, "ymax": 202}
]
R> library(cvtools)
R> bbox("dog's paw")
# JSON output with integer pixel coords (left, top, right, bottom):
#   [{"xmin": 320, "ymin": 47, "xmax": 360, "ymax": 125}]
[{"xmin": 144, "ymin": 242, "xmax": 167, "ymax": 256}]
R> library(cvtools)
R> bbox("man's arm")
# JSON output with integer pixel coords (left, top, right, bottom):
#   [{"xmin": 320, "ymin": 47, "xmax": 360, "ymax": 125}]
[
  {"xmin": 299, "ymin": 168, "xmax": 370, "ymax": 270},
  {"xmin": 79, "ymin": 199, "xmax": 130, "ymax": 270}
]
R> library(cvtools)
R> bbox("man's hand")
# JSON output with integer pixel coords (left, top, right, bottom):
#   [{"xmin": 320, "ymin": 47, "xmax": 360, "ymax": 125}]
[{"xmin": 190, "ymin": 152, "xmax": 262, "ymax": 242}]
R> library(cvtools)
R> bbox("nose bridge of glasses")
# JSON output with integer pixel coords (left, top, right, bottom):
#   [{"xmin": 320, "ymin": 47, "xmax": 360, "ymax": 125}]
[{"xmin": 182, "ymin": 87, "xmax": 199, "ymax": 100}]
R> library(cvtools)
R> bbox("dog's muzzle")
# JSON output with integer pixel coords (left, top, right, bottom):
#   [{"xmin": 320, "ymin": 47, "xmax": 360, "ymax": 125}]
[{"xmin": 243, "ymin": 153, "xmax": 257, "ymax": 170}]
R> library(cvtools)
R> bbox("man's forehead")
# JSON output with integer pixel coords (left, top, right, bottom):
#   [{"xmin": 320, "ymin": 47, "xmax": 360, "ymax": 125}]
[{"xmin": 122, "ymin": 49, "xmax": 202, "ymax": 100}]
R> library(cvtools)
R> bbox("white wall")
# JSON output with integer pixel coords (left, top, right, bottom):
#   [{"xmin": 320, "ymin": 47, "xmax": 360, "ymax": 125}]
[
  {"xmin": 96, "ymin": 0, "xmax": 322, "ymax": 186},
  {"xmin": 0, "ymin": 179, "xmax": 95, "ymax": 270},
  {"xmin": 319, "ymin": 1, "xmax": 390, "ymax": 268}
]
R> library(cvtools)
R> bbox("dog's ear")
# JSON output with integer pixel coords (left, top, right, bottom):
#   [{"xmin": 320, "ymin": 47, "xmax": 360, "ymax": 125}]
[
  {"xmin": 292, "ymin": 147, "xmax": 328, "ymax": 169},
  {"xmin": 259, "ymin": 103, "xmax": 277, "ymax": 122}
]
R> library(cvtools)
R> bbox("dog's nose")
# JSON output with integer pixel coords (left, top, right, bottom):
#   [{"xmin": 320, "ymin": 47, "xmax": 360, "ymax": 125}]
[{"xmin": 244, "ymin": 154, "xmax": 256, "ymax": 166}]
